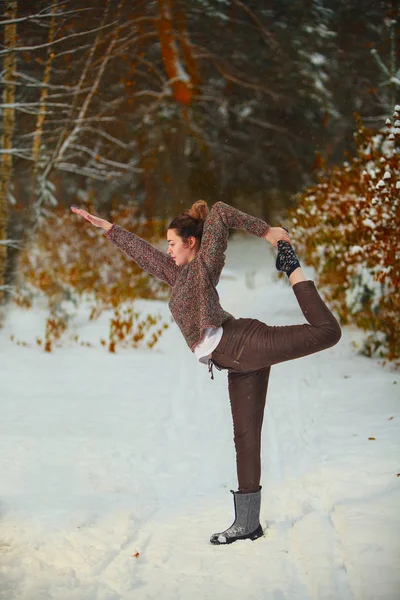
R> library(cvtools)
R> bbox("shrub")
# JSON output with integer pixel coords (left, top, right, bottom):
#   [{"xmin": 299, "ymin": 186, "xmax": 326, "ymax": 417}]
[
  {"xmin": 290, "ymin": 106, "xmax": 400, "ymax": 363},
  {"xmin": 13, "ymin": 201, "xmax": 171, "ymax": 352}
]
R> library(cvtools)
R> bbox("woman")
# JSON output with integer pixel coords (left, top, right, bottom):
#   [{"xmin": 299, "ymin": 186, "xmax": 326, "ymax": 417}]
[{"xmin": 70, "ymin": 200, "xmax": 341, "ymax": 546}]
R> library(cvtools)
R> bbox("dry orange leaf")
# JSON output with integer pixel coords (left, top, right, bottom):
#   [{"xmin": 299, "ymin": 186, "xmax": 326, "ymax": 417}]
[{"xmin": 368, "ymin": 437, "xmax": 376, "ymax": 440}]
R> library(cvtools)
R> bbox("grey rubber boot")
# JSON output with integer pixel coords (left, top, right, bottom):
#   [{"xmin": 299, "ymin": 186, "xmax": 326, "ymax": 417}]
[{"xmin": 210, "ymin": 487, "xmax": 263, "ymax": 545}]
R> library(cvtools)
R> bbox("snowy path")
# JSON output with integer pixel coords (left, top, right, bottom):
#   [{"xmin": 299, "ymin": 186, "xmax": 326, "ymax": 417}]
[{"xmin": 1, "ymin": 236, "xmax": 399, "ymax": 600}]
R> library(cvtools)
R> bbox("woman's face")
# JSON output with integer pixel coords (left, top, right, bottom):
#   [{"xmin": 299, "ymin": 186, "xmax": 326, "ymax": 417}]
[{"xmin": 167, "ymin": 229, "xmax": 197, "ymax": 266}]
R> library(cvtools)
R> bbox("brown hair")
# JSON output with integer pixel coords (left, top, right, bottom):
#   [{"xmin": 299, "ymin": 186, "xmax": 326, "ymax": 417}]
[{"xmin": 168, "ymin": 200, "xmax": 209, "ymax": 242}]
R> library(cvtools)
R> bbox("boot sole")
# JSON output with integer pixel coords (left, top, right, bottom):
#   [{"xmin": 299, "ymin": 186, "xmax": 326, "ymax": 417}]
[{"xmin": 210, "ymin": 524, "xmax": 264, "ymax": 545}]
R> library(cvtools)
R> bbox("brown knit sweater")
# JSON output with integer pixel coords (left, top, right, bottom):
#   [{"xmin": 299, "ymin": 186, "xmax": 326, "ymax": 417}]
[{"xmin": 104, "ymin": 202, "xmax": 270, "ymax": 351}]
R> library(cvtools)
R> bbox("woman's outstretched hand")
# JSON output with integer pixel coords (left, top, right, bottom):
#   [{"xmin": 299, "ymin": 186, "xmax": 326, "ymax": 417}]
[
  {"xmin": 264, "ymin": 227, "xmax": 291, "ymax": 248},
  {"xmin": 70, "ymin": 206, "xmax": 113, "ymax": 231}
]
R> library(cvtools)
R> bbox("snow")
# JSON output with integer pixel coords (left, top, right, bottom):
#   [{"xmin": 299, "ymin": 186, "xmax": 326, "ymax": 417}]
[
  {"xmin": 310, "ymin": 52, "xmax": 326, "ymax": 66},
  {"xmin": 1, "ymin": 235, "xmax": 399, "ymax": 600},
  {"xmin": 362, "ymin": 218, "xmax": 376, "ymax": 228},
  {"xmin": 171, "ymin": 42, "xmax": 190, "ymax": 83}
]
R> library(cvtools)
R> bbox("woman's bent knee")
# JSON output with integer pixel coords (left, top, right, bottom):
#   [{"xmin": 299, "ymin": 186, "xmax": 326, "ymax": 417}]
[{"xmin": 324, "ymin": 318, "xmax": 342, "ymax": 348}]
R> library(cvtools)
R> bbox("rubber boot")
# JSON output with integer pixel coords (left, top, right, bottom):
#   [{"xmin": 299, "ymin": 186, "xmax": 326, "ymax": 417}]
[{"xmin": 210, "ymin": 487, "xmax": 263, "ymax": 545}]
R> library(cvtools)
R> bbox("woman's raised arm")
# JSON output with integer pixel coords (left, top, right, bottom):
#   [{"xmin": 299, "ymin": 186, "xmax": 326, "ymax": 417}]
[
  {"xmin": 199, "ymin": 202, "xmax": 285, "ymax": 285},
  {"xmin": 70, "ymin": 206, "xmax": 179, "ymax": 287},
  {"xmin": 71, "ymin": 206, "xmax": 113, "ymax": 231}
]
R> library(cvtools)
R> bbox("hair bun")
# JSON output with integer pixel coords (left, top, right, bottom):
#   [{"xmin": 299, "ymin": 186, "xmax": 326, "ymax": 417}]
[{"xmin": 188, "ymin": 199, "xmax": 209, "ymax": 221}]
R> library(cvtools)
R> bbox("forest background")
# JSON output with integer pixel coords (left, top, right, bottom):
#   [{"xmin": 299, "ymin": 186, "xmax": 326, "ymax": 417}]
[{"xmin": 0, "ymin": 0, "xmax": 399, "ymax": 363}]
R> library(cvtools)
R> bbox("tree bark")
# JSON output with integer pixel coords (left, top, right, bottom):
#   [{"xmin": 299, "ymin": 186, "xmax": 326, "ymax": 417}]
[
  {"xmin": 156, "ymin": 0, "xmax": 193, "ymax": 105},
  {"xmin": 0, "ymin": 0, "xmax": 17, "ymax": 304},
  {"xmin": 32, "ymin": 1, "xmax": 58, "ymax": 179},
  {"xmin": 176, "ymin": 6, "xmax": 201, "ymax": 92}
]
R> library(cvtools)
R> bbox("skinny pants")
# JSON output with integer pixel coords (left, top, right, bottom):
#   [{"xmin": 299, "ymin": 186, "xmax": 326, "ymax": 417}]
[{"xmin": 210, "ymin": 280, "xmax": 342, "ymax": 493}]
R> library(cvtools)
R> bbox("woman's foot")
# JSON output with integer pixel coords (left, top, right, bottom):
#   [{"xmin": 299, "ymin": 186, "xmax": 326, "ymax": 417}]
[
  {"xmin": 276, "ymin": 240, "xmax": 301, "ymax": 277},
  {"xmin": 210, "ymin": 488, "xmax": 264, "ymax": 545}
]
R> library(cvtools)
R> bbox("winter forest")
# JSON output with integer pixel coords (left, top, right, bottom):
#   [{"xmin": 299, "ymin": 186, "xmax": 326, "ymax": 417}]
[
  {"xmin": 1, "ymin": 2, "xmax": 400, "ymax": 598},
  {"xmin": 0, "ymin": 0, "xmax": 399, "ymax": 359}
]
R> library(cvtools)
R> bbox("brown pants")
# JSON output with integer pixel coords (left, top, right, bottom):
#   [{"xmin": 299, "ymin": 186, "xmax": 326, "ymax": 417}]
[{"xmin": 210, "ymin": 280, "xmax": 342, "ymax": 493}]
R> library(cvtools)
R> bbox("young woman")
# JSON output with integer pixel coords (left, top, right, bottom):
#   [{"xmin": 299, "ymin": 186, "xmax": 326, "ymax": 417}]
[{"xmin": 70, "ymin": 200, "xmax": 341, "ymax": 546}]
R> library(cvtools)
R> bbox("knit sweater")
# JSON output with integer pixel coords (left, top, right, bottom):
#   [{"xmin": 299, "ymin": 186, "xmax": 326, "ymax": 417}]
[{"xmin": 104, "ymin": 201, "xmax": 271, "ymax": 351}]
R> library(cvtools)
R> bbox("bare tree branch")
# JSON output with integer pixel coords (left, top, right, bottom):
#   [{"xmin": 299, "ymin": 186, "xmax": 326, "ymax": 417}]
[
  {"xmin": 11, "ymin": 70, "xmax": 89, "ymax": 91},
  {"xmin": 231, "ymin": 0, "xmax": 280, "ymax": 52},
  {"xmin": 0, "ymin": 7, "xmax": 93, "ymax": 26},
  {"xmin": 1, "ymin": 102, "xmax": 73, "ymax": 108},
  {"xmin": 237, "ymin": 114, "xmax": 293, "ymax": 136},
  {"xmin": 0, "ymin": 21, "xmax": 118, "ymax": 56},
  {"xmin": 80, "ymin": 127, "xmax": 133, "ymax": 149},
  {"xmin": 0, "ymin": 238, "xmax": 22, "ymax": 250},
  {"xmin": 56, "ymin": 162, "xmax": 123, "ymax": 180},
  {"xmin": 68, "ymin": 143, "xmax": 141, "ymax": 171},
  {"xmin": 193, "ymin": 46, "xmax": 282, "ymax": 101}
]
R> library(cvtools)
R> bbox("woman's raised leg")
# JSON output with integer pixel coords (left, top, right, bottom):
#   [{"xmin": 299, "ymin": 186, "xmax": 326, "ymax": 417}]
[{"xmin": 234, "ymin": 241, "xmax": 342, "ymax": 370}]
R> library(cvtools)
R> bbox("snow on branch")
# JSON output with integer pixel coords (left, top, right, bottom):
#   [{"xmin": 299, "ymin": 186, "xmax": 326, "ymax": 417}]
[
  {"xmin": 43, "ymin": 116, "xmax": 117, "ymax": 125},
  {"xmin": 0, "ymin": 76, "xmax": 70, "ymax": 91},
  {"xmin": 0, "ymin": 239, "xmax": 22, "ymax": 250},
  {"xmin": 0, "ymin": 148, "xmax": 32, "ymax": 155},
  {"xmin": 1, "ymin": 102, "xmax": 72, "ymax": 108},
  {"xmin": 0, "ymin": 21, "xmax": 118, "ymax": 56},
  {"xmin": 0, "ymin": 284, "xmax": 15, "ymax": 293},
  {"xmin": 55, "ymin": 44, "xmax": 94, "ymax": 58},
  {"xmin": 79, "ymin": 128, "xmax": 133, "ymax": 149},
  {"xmin": 56, "ymin": 162, "xmax": 123, "ymax": 180},
  {"xmin": 0, "ymin": 7, "xmax": 93, "ymax": 26},
  {"xmin": 68, "ymin": 143, "xmax": 142, "ymax": 172},
  {"xmin": 371, "ymin": 48, "xmax": 391, "ymax": 78},
  {"xmin": 10, "ymin": 70, "xmax": 91, "ymax": 91}
]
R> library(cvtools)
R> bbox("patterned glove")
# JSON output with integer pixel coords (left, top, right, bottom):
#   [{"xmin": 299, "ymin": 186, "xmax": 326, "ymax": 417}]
[{"xmin": 276, "ymin": 240, "xmax": 301, "ymax": 277}]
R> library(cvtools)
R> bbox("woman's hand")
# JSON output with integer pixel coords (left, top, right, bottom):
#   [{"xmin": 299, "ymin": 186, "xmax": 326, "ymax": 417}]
[
  {"xmin": 70, "ymin": 206, "xmax": 113, "ymax": 231},
  {"xmin": 264, "ymin": 226, "xmax": 291, "ymax": 247}
]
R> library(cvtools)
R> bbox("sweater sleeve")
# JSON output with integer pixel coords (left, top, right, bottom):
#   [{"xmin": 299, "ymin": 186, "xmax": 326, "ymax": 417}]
[
  {"xmin": 198, "ymin": 202, "xmax": 270, "ymax": 285},
  {"xmin": 104, "ymin": 224, "xmax": 179, "ymax": 287}
]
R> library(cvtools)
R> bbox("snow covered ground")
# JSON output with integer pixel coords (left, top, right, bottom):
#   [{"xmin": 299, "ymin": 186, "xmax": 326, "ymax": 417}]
[{"xmin": 1, "ymin": 234, "xmax": 399, "ymax": 600}]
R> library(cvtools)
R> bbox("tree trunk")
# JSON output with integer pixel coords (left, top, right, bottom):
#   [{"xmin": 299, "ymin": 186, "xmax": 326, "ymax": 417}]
[
  {"xmin": 32, "ymin": 1, "xmax": 58, "ymax": 180},
  {"xmin": 176, "ymin": 5, "xmax": 201, "ymax": 92},
  {"xmin": 0, "ymin": 0, "xmax": 17, "ymax": 304},
  {"xmin": 156, "ymin": 0, "xmax": 193, "ymax": 105}
]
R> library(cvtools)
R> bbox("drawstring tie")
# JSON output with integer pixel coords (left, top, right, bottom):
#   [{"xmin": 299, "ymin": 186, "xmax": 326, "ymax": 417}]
[{"xmin": 208, "ymin": 358, "xmax": 222, "ymax": 380}]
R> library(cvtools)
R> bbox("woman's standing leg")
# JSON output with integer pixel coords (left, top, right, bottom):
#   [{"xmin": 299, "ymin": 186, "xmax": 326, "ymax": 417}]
[
  {"xmin": 228, "ymin": 366, "xmax": 271, "ymax": 493},
  {"xmin": 210, "ymin": 366, "xmax": 270, "ymax": 545}
]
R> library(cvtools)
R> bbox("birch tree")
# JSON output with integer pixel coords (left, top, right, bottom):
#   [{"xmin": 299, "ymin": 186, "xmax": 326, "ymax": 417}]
[
  {"xmin": 0, "ymin": 0, "xmax": 17, "ymax": 304},
  {"xmin": 31, "ymin": 0, "xmax": 58, "ymax": 180}
]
